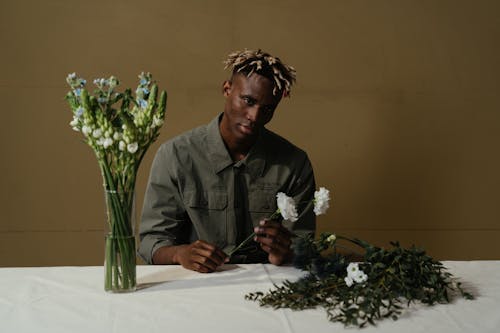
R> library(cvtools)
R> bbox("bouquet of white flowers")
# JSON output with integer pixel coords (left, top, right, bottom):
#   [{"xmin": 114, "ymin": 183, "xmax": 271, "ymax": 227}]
[{"xmin": 65, "ymin": 72, "xmax": 167, "ymax": 292}]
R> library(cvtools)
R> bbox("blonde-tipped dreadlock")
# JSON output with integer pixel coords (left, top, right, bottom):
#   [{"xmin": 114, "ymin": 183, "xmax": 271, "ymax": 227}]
[{"xmin": 224, "ymin": 49, "xmax": 296, "ymax": 97}]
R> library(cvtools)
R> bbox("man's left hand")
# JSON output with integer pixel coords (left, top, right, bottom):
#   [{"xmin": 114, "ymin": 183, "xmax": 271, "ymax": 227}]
[{"xmin": 253, "ymin": 219, "xmax": 293, "ymax": 265}]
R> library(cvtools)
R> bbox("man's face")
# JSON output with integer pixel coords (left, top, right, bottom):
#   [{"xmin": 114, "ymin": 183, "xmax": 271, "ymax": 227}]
[{"xmin": 220, "ymin": 73, "xmax": 282, "ymax": 145}]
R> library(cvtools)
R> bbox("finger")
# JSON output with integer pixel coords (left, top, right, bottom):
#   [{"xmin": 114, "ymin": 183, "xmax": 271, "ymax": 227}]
[
  {"xmin": 190, "ymin": 254, "xmax": 219, "ymax": 272},
  {"xmin": 254, "ymin": 226, "xmax": 292, "ymax": 247},
  {"xmin": 256, "ymin": 221, "xmax": 292, "ymax": 235},
  {"xmin": 190, "ymin": 260, "xmax": 212, "ymax": 273},
  {"xmin": 193, "ymin": 242, "xmax": 228, "ymax": 266},
  {"xmin": 192, "ymin": 247, "xmax": 225, "ymax": 268},
  {"xmin": 258, "ymin": 219, "xmax": 282, "ymax": 229},
  {"xmin": 255, "ymin": 234, "xmax": 290, "ymax": 254},
  {"xmin": 193, "ymin": 241, "xmax": 227, "ymax": 264},
  {"xmin": 260, "ymin": 242, "xmax": 290, "ymax": 265}
]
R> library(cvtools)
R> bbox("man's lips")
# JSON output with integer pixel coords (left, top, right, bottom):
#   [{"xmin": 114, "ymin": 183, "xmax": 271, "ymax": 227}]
[{"xmin": 238, "ymin": 123, "xmax": 255, "ymax": 134}]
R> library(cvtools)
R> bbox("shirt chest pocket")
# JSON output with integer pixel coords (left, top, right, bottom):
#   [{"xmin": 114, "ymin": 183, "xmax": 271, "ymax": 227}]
[
  {"xmin": 248, "ymin": 187, "xmax": 277, "ymax": 225},
  {"xmin": 183, "ymin": 190, "xmax": 228, "ymax": 247},
  {"xmin": 185, "ymin": 190, "xmax": 228, "ymax": 210}
]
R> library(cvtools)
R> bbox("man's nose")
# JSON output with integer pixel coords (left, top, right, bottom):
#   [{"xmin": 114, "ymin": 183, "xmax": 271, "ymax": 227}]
[{"xmin": 246, "ymin": 105, "xmax": 262, "ymax": 122}]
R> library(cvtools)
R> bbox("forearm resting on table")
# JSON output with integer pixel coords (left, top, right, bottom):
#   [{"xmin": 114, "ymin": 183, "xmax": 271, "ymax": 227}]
[{"xmin": 152, "ymin": 245, "xmax": 188, "ymax": 265}]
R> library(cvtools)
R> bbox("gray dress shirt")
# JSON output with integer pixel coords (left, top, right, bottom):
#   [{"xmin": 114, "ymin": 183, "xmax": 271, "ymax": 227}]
[{"xmin": 138, "ymin": 114, "xmax": 316, "ymax": 264}]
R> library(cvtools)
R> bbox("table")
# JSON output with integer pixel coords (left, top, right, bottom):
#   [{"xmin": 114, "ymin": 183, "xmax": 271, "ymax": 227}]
[{"xmin": 1, "ymin": 261, "xmax": 499, "ymax": 332}]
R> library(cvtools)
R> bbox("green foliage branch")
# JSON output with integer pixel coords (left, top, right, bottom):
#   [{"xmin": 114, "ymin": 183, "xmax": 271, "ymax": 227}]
[{"xmin": 246, "ymin": 233, "xmax": 473, "ymax": 327}]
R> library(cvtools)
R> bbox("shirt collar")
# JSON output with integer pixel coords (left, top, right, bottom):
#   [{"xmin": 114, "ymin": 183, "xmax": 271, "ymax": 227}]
[{"xmin": 206, "ymin": 113, "xmax": 267, "ymax": 177}]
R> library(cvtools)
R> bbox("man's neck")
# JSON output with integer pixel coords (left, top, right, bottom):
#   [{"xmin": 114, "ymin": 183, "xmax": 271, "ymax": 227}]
[
  {"xmin": 217, "ymin": 114, "xmax": 260, "ymax": 161},
  {"xmin": 224, "ymin": 138, "xmax": 255, "ymax": 161}
]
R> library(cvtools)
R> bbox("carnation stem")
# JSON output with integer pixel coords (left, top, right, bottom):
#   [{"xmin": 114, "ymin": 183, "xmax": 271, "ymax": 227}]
[
  {"xmin": 227, "ymin": 209, "xmax": 284, "ymax": 258},
  {"xmin": 227, "ymin": 232, "xmax": 256, "ymax": 257}
]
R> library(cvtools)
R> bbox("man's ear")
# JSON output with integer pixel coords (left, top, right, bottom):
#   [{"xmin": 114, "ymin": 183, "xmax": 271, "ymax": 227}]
[{"xmin": 222, "ymin": 80, "xmax": 232, "ymax": 97}]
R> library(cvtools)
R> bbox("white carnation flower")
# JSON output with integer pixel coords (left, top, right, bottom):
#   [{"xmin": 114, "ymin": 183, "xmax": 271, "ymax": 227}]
[
  {"xmin": 127, "ymin": 142, "xmax": 138, "ymax": 154},
  {"xmin": 119, "ymin": 141, "xmax": 126, "ymax": 151},
  {"xmin": 276, "ymin": 192, "xmax": 298, "ymax": 222},
  {"xmin": 313, "ymin": 187, "xmax": 330, "ymax": 216}
]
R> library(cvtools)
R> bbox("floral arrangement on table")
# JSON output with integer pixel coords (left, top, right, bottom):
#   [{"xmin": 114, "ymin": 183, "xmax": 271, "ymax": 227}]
[
  {"xmin": 243, "ymin": 188, "xmax": 474, "ymax": 327},
  {"xmin": 65, "ymin": 72, "xmax": 167, "ymax": 292}
]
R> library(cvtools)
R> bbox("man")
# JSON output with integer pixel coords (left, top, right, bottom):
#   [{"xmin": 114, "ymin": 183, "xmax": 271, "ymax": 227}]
[{"xmin": 139, "ymin": 49, "xmax": 316, "ymax": 272}]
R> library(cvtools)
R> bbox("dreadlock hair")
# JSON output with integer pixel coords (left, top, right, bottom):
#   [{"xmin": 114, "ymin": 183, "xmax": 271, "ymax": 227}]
[{"xmin": 223, "ymin": 49, "xmax": 296, "ymax": 97}]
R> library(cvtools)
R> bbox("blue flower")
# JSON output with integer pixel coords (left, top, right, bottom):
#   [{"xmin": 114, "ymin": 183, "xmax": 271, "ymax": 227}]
[
  {"xmin": 74, "ymin": 88, "xmax": 82, "ymax": 96},
  {"xmin": 138, "ymin": 98, "xmax": 148, "ymax": 109},
  {"xmin": 142, "ymin": 87, "xmax": 150, "ymax": 95},
  {"xmin": 140, "ymin": 78, "xmax": 149, "ymax": 86},
  {"xmin": 76, "ymin": 106, "xmax": 84, "ymax": 117}
]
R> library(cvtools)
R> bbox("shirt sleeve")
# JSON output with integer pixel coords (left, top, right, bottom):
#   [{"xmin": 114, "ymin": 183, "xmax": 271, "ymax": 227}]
[{"xmin": 138, "ymin": 143, "xmax": 187, "ymax": 264}]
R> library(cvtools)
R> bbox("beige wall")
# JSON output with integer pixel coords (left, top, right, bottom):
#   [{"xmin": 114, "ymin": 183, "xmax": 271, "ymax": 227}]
[{"xmin": 1, "ymin": 0, "xmax": 499, "ymax": 266}]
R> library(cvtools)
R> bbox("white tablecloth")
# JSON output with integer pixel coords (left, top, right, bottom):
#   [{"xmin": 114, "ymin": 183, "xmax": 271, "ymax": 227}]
[{"xmin": 0, "ymin": 261, "xmax": 499, "ymax": 333}]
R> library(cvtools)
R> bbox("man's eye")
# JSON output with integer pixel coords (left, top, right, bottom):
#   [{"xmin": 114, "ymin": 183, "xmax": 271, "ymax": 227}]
[{"xmin": 242, "ymin": 97, "xmax": 255, "ymax": 106}]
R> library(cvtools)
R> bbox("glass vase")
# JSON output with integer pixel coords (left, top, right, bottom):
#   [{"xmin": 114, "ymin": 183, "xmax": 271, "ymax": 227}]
[
  {"xmin": 104, "ymin": 234, "xmax": 136, "ymax": 292},
  {"xmin": 103, "ymin": 189, "xmax": 137, "ymax": 293}
]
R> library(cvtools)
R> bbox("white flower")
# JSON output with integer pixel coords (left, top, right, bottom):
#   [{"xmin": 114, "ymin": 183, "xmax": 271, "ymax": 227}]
[
  {"xmin": 113, "ymin": 132, "xmax": 122, "ymax": 140},
  {"xmin": 92, "ymin": 129, "xmax": 102, "ymax": 138},
  {"xmin": 344, "ymin": 276, "xmax": 354, "ymax": 287},
  {"xmin": 276, "ymin": 192, "xmax": 298, "ymax": 222},
  {"xmin": 119, "ymin": 141, "xmax": 126, "ymax": 151},
  {"xmin": 96, "ymin": 137, "xmax": 105, "ymax": 146},
  {"xmin": 313, "ymin": 187, "xmax": 330, "ymax": 216},
  {"xmin": 353, "ymin": 271, "xmax": 368, "ymax": 284},
  {"xmin": 347, "ymin": 262, "xmax": 359, "ymax": 274},
  {"xmin": 153, "ymin": 116, "xmax": 163, "ymax": 128},
  {"xmin": 82, "ymin": 125, "xmax": 92, "ymax": 136},
  {"xmin": 326, "ymin": 234, "xmax": 336, "ymax": 244},
  {"xmin": 102, "ymin": 138, "xmax": 113, "ymax": 149},
  {"xmin": 127, "ymin": 142, "xmax": 138, "ymax": 154},
  {"xmin": 345, "ymin": 263, "xmax": 368, "ymax": 287},
  {"xmin": 69, "ymin": 118, "xmax": 79, "ymax": 127}
]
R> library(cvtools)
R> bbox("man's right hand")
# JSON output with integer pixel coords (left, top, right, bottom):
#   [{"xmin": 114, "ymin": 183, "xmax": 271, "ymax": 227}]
[{"xmin": 153, "ymin": 240, "xmax": 228, "ymax": 273}]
